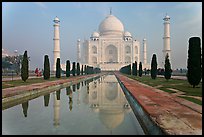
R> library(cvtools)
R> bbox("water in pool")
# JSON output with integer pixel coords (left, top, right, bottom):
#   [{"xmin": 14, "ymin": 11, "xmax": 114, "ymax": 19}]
[{"xmin": 2, "ymin": 74, "xmax": 145, "ymax": 135}]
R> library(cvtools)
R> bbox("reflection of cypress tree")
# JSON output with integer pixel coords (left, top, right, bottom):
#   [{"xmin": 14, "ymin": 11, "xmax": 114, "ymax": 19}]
[
  {"xmin": 56, "ymin": 90, "xmax": 61, "ymax": 100},
  {"xmin": 84, "ymin": 81, "xmax": 87, "ymax": 86},
  {"xmin": 87, "ymin": 84, "xmax": 89, "ymax": 94},
  {"xmin": 22, "ymin": 101, "xmax": 29, "ymax": 117},
  {"xmin": 72, "ymin": 84, "xmax": 76, "ymax": 92},
  {"xmin": 81, "ymin": 81, "xmax": 83, "ymax": 87},
  {"xmin": 77, "ymin": 83, "xmax": 80, "ymax": 90},
  {"xmin": 44, "ymin": 93, "xmax": 50, "ymax": 107},
  {"xmin": 69, "ymin": 96, "xmax": 73, "ymax": 111},
  {"xmin": 66, "ymin": 86, "xmax": 72, "ymax": 96}
]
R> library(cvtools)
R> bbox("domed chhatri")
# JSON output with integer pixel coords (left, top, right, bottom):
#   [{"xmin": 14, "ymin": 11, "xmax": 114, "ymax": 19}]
[
  {"xmin": 53, "ymin": 16, "xmax": 60, "ymax": 23},
  {"xmin": 124, "ymin": 31, "xmax": 132, "ymax": 37},
  {"xmin": 91, "ymin": 31, "xmax": 100, "ymax": 38},
  {"xmin": 163, "ymin": 14, "xmax": 170, "ymax": 21},
  {"xmin": 98, "ymin": 15, "xmax": 124, "ymax": 36}
]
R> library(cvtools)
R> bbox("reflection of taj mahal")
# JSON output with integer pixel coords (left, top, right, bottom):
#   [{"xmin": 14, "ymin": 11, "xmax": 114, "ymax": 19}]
[
  {"xmin": 88, "ymin": 75, "xmax": 131, "ymax": 130},
  {"xmin": 77, "ymin": 11, "xmax": 149, "ymax": 71}
]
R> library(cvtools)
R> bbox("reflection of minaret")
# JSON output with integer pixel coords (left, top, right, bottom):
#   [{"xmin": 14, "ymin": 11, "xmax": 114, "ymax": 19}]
[
  {"xmin": 77, "ymin": 39, "xmax": 81, "ymax": 63},
  {"xmin": 53, "ymin": 16, "xmax": 60, "ymax": 71},
  {"xmin": 53, "ymin": 91, "xmax": 60, "ymax": 127},
  {"xmin": 163, "ymin": 14, "xmax": 171, "ymax": 65},
  {"xmin": 44, "ymin": 93, "xmax": 50, "ymax": 107},
  {"xmin": 22, "ymin": 101, "xmax": 29, "ymax": 117}
]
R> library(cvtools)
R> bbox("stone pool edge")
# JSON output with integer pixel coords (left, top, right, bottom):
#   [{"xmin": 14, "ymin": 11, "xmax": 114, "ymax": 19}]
[{"xmin": 2, "ymin": 73, "xmax": 106, "ymax": 110}]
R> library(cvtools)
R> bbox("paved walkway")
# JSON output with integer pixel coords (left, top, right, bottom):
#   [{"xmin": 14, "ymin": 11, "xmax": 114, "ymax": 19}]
[
  {"xmin": 115, "ymin": 72, "xmax": 202, "ymax": 135},
  {"xmin": 2, "ymin": 75, "xmax": 56, "ymax": 82}
]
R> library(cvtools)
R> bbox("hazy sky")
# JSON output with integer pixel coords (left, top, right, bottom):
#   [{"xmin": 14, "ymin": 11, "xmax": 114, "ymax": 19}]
[{"xmin": 2, "ymin": 2, "xmax": 202, "ymax": 70}]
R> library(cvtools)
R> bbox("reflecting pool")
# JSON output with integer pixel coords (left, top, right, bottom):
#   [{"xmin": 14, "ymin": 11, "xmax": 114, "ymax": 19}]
[{"xmin": 2, "ymin": 75, "xmax": 145, "ymax": 135}]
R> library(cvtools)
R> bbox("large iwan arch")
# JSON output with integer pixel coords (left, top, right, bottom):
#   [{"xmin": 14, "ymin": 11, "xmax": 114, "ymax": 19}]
[{"xmin": 105, "ymin": 45, "xmax": 118, "ymax": 63}]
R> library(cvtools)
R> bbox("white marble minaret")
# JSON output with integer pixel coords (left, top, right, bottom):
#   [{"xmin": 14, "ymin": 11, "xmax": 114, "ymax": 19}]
[
  {"xmin": 77, "ymin": 39, "xmax": 81, "ymax": 63},
  {"xmin": 143, "ymin": 38, "xmax": 147, "ymax": 65},
  {"xmin": 163, "ymin": 14, "xmax": 171, "ymax": 62},
  {"xmin": 53, "ymin": 16, "xmax": 60, "ymax": 71}
]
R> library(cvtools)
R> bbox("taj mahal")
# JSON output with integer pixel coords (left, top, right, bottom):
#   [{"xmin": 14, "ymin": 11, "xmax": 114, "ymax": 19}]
[
  {"xmin": 53, "ymin": 10, "xmax": 171, "ymax": 71},
  {"xmin": 77, "ymin": 11, "xmax": 149, "ymax": 71}
]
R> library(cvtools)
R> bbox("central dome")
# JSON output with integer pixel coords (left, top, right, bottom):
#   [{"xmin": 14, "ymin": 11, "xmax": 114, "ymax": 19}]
[{"xmin": 98, "ymin": 15, "xmax": 124, "ymax": 36}]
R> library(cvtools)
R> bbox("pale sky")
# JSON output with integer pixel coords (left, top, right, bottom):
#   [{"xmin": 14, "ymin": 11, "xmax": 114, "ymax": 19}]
[{"xmin": 2, "ymin": 2, "xmax": 202, "ymax": 70}]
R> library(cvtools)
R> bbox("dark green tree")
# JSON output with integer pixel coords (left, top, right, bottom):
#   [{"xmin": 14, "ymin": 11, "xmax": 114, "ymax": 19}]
[
  {"xmin": 3, "ymin": 54, "xmax": 28, "ymax": 75},
  {"xmin": 151, "ymin": 54, "xmax": 157, "ymax": 79},
  {"xmin": 77, "ymin": 62, "xmax": 80, "ymax": 75},
  {"xmin": 139, "ymin": 62, "xmax": 143, "ymax": 77},
  {"xmin": 43, "ymin": 55, "xmax": 50, "ymax": 80},
  {"xmin": 72, "ymin": 62, "xmax": 76, "ymax": 76},
  {"xmin": 164, "ymin": 53, "xmax": 172, "ymax": 80},
  {"xmin": 132, "ymin": 63, "xmax": 136, "ymax": 75},
  {"xmin": 21, "ymin": 50, "xmax": 29, "ymax": 82},
  {"xmin": 55, "ymin": 58, "xmax": 61, "ymax": 78},
  {"xmin": 66, "ymin": 60, "xmax": 70, "ymax": 77},
  {"xmin": 187, "ymin": 37, "xmax": 201, "ymax": 88},
  {"xmin": 81, "ymin": 65, "xmax": 83, "ymax": 75},
  {"xmin": 135, "ymin": 61, "xmax": 138, "ymax": 76}
]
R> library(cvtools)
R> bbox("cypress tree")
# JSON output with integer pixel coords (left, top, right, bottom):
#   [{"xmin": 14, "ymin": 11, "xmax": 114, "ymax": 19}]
[
  {"xmin": 151, "ymin": 54, "xmax": 157, "ymax": 79},
  {"xmin": 56, "ymin": 58, "xmax": 61, "ymax": 78},
  {"xmin": 72, "ymin": 62, "xmax": 76, "ymax": 76},
  {"xmin": 135, "ymin": 61, "xmax": 138, "ymax": 76},
  {"xmin": 187, "ymin": 37, "xmax": 201, "ymax": 88},
  {"xmin": 164, "ymin": 53, "xmax": 172, "ymax": 80},
  {"xmin": 128, "ymin": 64, "xmax": 131, "ymax": 75},
  {"xmin": 66, "ymin": 60, "xmax": 70, "ymax": 77},
  {"xmin": 132, "ymin": 63, "xmax": 135, "ymax": 75},
  {"xmin": 139, "ymin": 62, "xmax": 142, "ymax": 77},
  {"xmin": 81, "ymin": 65, "xmax": 83, "ymax": 75},
  {"xmin": 43, "ymin": 55, "xmax": 50, "ymax": 80},
  {"xmin": 21, "ymin": 50, "xmax": 29, "ymax": 82},
  {"xmin": 77, "ymin": 62, "xmax": 80, "ymax": 75}
]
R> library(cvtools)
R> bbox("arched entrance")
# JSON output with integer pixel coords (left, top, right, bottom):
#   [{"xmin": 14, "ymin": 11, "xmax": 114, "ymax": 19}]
[{"xmin": 105, "ymin": 45, "xmax": 118, "ymax": 63}]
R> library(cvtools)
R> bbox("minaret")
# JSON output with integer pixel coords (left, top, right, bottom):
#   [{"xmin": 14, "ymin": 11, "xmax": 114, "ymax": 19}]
[
  {"xmin": 53, "ymin": 16, "xmax": 60, "ymax": 71},
  {"xmin": 77, "ymin": 39, "xmax": 81, "ymax": 63},
  {"xmin": 163, "ymin": 14, "xmax": 171, "ymax": 63},
  {"xmin": 143, "ymin": 38, "xmax": 147, "ymax": 65}
]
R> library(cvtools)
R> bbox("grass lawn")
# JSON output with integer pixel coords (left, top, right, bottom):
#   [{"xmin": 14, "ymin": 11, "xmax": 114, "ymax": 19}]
[
  {"xmin": 126, "ymin": 74, "xmax": 202, "ymax": 105},
  {"xmin": 178, "ymin": 96, "xmax": 202, "ymax": 105},
  {"xmin": 2, "ymin": 76, "xmax": 69, "ymax": 89}
]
